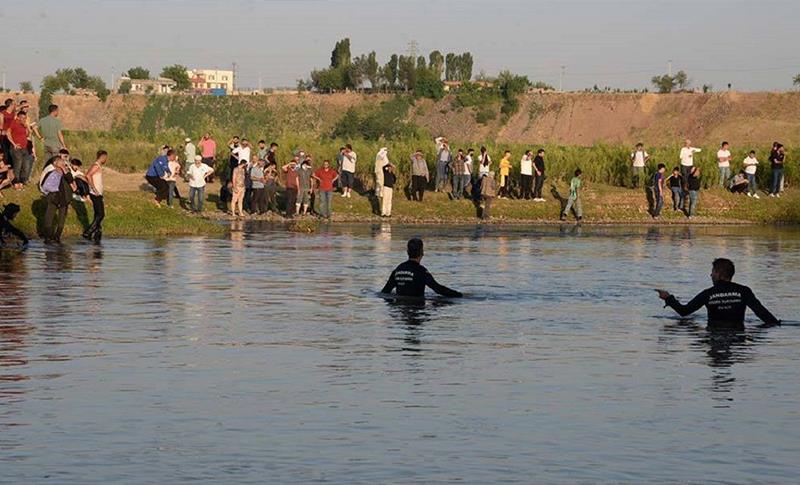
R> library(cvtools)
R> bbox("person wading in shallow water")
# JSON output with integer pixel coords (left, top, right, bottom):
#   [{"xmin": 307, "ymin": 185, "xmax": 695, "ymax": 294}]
[
  {"xmin": 656, "ymin": 258, "xmax": 781, "ymax": 330},
  {"xmin": 381, "ymin": 238, "xmax": 462, "ymax": 298}
]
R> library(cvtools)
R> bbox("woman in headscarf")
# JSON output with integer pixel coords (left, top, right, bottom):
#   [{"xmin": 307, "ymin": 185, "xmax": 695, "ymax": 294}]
[{"xmin": 374, "ymin": 147, "xmax": 389, "ymax": 198}]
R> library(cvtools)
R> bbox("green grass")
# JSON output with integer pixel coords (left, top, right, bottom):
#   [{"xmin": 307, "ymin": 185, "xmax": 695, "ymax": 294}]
[{"xmin": 2, "ymin": 189, "xmax": 224, "ymax": 240}]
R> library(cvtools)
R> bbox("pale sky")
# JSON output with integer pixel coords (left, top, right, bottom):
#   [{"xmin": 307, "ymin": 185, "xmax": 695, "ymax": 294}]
[{"xmin": 2, "ymin": 0, "xmax": 799, "ymax": 92}]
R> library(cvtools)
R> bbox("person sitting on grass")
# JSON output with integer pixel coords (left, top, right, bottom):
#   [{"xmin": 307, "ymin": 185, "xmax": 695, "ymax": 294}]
[
  {"xmin": 656, "ymin": 258, "xmax": 780, "ymax": 330},
  {"xmin": 0, "ymin": 203, "xmax": 28, "ymax": 248},
  {"xmin": 729, "ymin": 170, "xmax": 749, "ymax": 194},
  {"xmin": 561, "ymin": 169, "xmax": 583, "ymax": 222},
  {"xmin": 0, "ymin": 152, "xmax": 15, "ymax": 196}
]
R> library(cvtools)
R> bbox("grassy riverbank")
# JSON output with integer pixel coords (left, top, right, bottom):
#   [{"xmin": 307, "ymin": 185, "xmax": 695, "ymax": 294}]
[{"xmin": 2, "ymin": 188, "xmax": 224, "ymax": 240}]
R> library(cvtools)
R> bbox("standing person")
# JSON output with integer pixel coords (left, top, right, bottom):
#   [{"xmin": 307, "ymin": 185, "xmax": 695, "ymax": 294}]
[
  {"xmin": 434, "ymin": 136, "xmax": 452, "ymax": 192},
  {"xmin": 666, "ymin": 166, "xmax": 684, "ymax": 211},
  {"xmin": 38, "ymin": 104, "xmax": 66, "ymax": 160},
  {"xmin": 532, "ymin": 149, "xmax": 546, "ymax": 201},
  {"xmin": 256, "ymin": 140, "xmax": 269, "ymax": 161},
  {"xmin": 267, "ymin": 142, "xmax": 278, "ymax": 166},
  {"xmin": 381, "ymin": 163, "xmax": 396, "ymax": 217},
  {"xmin": 40, "ymin": 157, "xmax": 74, "ymax": 244},
  {"xmin": 743, "ymin": 150, "xmax": 760, "ymax": 198},
  {"xmin": 652, "ymin": 164, "xmax": 667, "ymax": 218},
  {"xmin": 340, "ymin": 144, "xmax": 357, "ymax": 198},
  {"xmin": 7, "ymin": 111, "xmax": 34, "ymax": 187},
  {"xmin": 410, "ymin": 150, "xmax": 429, "ymax": 202},
  {"xmin": 297, "ymin": 158, "xmax": 314, "ymax": 215},
  {"xmin": 183, "ymin": 137, "xmax": 196, "ymax": 175},
  {"xmin": 264, "ymin": 161, "xmax": 280, "ymax": 214},
  {"xmin": 186, "ymin": 155, "xmax": 214, "ymax": 213},
  {"xmin": 679, "ymin": 138, "xmax": 701, "ymax": 182},
  {"xmin": 480, "ymin": 171, "xmax": 497, "ymax": 220},
  {"xmin": 498, "ymin": 150, "xmax": 512, "ymax": 199},
  {"xmin": 561, "ymin": 169, "xmax": 583, "ymax": 222},
  {"xmin": 163, "ymin": 154, "xmax": 182, "ymax": 208},
  {"xmin": 282, "ymin": 159, "xmax": 300, "ymax": 218},
  {"xmin": 656, "ymin": 258, "xmax": 780, "ymax": 329},
  {"xmin": 449, "ymin": 149, "xmax": 468, "ymax": 200},
  {"xmin": 374, "ymin": 147, "xmax": 389, "ymax": 198},
  {"xmin": 229, "ymin": 160, "xmax": 246, "ymax": 218},
  {"xmin": 380, "ymin": 238, "xmax": 462, "ymax": 298},
  {"xmin": 630, "ymin": 142, "xmax": 649, "ymax": 189},
  {"xmin": 686, "ymin": 166, "xmax": 701, "ymax": 218},
  {"xmin": 249, "ymin": 157, "xmax": 267, "ymax": 215},
  {"xmin": 198, "ymin": 133, "xmax": 217, "ymax": 181},
  {"xmin": 83, "ymin": 150, "xmax": 107, "ymax": 241},
  {"xmin": 313, "ymin": 160, "xmax": 339, "ymax": 219},
  {"xmin": 145, "ymin": 150, "xmax": 174, "ymax": 206},
  {"xmin": 716, "ymin": 141, "xmax": 732, "ymax": 188},
  {"xmin": 0, "ymin": 100, "xmax": 16, "ymax": 164},
  {"xmin": 769, "ymin": 143, "xmax": 785, "ymax": 197},
  {"xmin": 520, "ymin": 150, "xmax": 534, "ymax": 199}
]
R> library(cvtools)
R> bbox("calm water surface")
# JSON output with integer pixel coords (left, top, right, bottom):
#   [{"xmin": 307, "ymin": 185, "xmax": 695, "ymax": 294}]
[{"xmin": 1, "ymin": 224, "xmax": 799, "ymax": 484}]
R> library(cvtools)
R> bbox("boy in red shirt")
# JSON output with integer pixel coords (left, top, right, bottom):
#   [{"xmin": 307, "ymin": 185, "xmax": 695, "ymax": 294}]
[
  {"xmin": 313, "ymin": 160, "xmax": 339, "ymax": 219},
  {"xmin": 8, "ymin": 111, "xmax": 33, "ymax": 187}
]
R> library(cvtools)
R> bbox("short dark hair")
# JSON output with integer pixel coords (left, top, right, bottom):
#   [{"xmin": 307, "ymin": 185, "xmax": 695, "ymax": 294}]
[
  {"xmin": 270, "ymin": 142, "xmax": 278, "ymax": 148},
  {"xmin": 345, "ymin": 144, "xmax": 352, "ymax": 150},
  {"xmin": 96, "ymin": 150, "xmax": 108, "ymax": 158},
  {"xmin": 636, "ymin": 142, "xmax": 643, "ymax": 147},
  {"xmin": 58, "ymin": 148, "xmax": 70, "ymax": 155},
  {"xmin": 504, "ymin": 150, "xmax": 511, "ymax": 155},
  {"xmin": 17, "ymin": 110, "xmax": 27, "ymax": 117},
  {"xmin": 712, "ymin": 258, "xmax": 735, "ymax": 280},
  {"xmin": 537, "ymin": 149, "xmax": 545, "ymax": 155},
  {"xmin": 407, "ymin": 238, "xmax": 424, "ymax": 259},
  {"xmin": 749, "ymin": 150, "xmax": 756, "ymax": 155},
  {"xmin": 574, "ymin": 169, "xmax": 582, "ymax": 176},
  {"xmin": 672, "ymin": 166, "xmax": 679, "ymax": 172},
  {"xmin": 44, "ymin": 156, "xmax": 59, "ymax": 168},
  {"xmin": 70, "ymin": 158, "xmax": 82, "ymax": 166},
  {"xmin": 49, "ymin": 104, "xmax": 59, "ymax": 113},
  {"xmin": 467, "ymin": 148, "xmax": 474, "ymax": 153},
  {"xmin": 166, "ymin": 149, "xmax": 176, "ymax": 157},
  {"xmin": 0, "ymin": 106, "xmax": 5, "ymax": 113},
  {"xmin": 4, "ymin": 98, "xmax": 13, "ymax": 107},
  {"xmin": 721, "ymin": 141, "xmax": 729, "ymax": 146},
  {"xmin": 658, "ymin": 163, "xmax": 666, "ymax": 170}
]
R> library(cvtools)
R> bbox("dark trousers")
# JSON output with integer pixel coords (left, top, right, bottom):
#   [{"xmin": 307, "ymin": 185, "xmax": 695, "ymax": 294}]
[
  {"xmin": 285, "ymin": 187, "xmax": 298, "ymax": 217},
  {"xmin": 85, "ymin": 194, "xmax": 105, "ymax": 238},
  {"xmin": 520, "ymin": 174, "xmax": 533, "ymax": 199},
  {"xmin": 244, "ymin": 187, "xmax": 253, "ymax": 212},
  {"xmin": 411, "ymin": 175, "xmax": 426, "ymax": 201},
  {"xmin": 533, "ymin": 174, "xmax": 545, "ymax": 199},
  {"xmin": 266, "ymin": 183, "xmax": 279, "ymax": 212},
  {"xmin": 44, "ymin": 195, "xmax": 68, "ymax": 242},
  {"xmin": 146, "ymin": 175, "xmax": 169, "ymax": 201},
  {"xmin": 252, "ymin": 188, "xmax": 266, "ymax": 213}
]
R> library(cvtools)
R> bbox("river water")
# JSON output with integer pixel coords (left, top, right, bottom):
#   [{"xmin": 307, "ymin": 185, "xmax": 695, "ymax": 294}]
[{"xmin": 1, "ymin": 224, "xmax": 799, "ymax": 483}]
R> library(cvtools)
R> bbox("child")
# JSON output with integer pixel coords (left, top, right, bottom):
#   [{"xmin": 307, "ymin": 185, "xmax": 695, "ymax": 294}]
[
  {"xmin": 665, "ymin": 166, "xmax": 684, "ymax": 211},
  {"xmin": 480, "ymin": 171, "xmax": 497, "ymax": 220},
  {"xmin": 0, "ymin": 203, "xmax": 28, "ymax": 248},
  {"xmin": 561, "ymin": 169, "xmax": 583, "ymax": 222},
  {"xmin": 742, "ymin": 150, "xmax": 760, "ymax": 198},
  {"xmin": 652, "ymin": 164, "xmax": 666, "ymax": 218}
]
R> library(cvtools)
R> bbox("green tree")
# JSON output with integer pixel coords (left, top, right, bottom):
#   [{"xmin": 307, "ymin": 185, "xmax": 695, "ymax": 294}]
[
  {"xmin": 382, "ymin": 54, "xmax": 399, "ymax": 89},
  {"xmin": 348, "ymin": 54, "xmax": 368, "ymax": 90},
  {"xmin": 454, "ymin": 52, "xmax": 473, "ymax": 82},
  {"xmin": 126, "ymin": 66, "xmax": 150, "ymax": 79},
  {"xmin": 794, "ymin": 73, "xmax": 800, "ymax": 88},
  {"xmin": 428, "ymin": 50, "xmax": 444, "ymax": 80},
  {"xmin": 415, "ymin": 68, "xmax": 445, "ymax": 100},
  {"xmin": 365, "ymin": 51, "xmax": 380, "ymax": 89},
  {"xmin": 118, "ymin": 79, "xmax": 132, "ymax": 94},
  {"xmin": 160, "ymin": 64, "xmax": 191, "ymax": 91},
  {"xmin": 416, "ymin": 56, "xmax": 427, "ymax": 70},
  {"xmin": 651, "ymin": 70, "xmax": 689, "ymax": 93},
  {"xmin": 38, "ymin": 67, "xmax": 109, "ymax": 115},
  {"xmin": 398, "ymin": 55, "xmax": 416, "ymax": 91},
  {"xmin": 311, "ymin": 67, "xmax": 345, "ymax": 92},
  {"xmin": 445, "ymin": 53, "xmax": 456, "ymax": 81},
  {"xmin": 19, "ymin": 81, "xmax": 33, "ymax": 92},
  {"xmin": 331, "ymin": 38, "xmax": 352, "ymax": 69}
]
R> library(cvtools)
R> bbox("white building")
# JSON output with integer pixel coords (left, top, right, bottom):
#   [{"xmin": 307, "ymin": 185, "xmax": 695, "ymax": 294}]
[
  {"xmin": 187, "ymin": 69, "xmax": 235, "ymax": 93},
  {"xmin": 116, "ymin": 76, "xmax": 177, "ymax": 94}
]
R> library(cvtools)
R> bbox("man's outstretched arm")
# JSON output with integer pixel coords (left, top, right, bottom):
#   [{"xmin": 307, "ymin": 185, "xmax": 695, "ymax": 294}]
[
  {"xmin": 426, "ymin": 272, "xmax": 462, "ymax": 298},
  {"xmin": 657, "ymin": 289, "xmax": 707, "ymax": 317}
]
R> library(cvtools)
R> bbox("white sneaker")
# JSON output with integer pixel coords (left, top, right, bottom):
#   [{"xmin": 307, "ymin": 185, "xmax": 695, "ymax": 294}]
[
  {"xmin": 769, "ymin": 193, "xmax": 775, "ymax": 197},
  {"xmin": 747, "ymin": 192, "xmax": 752, "ymax": 197},
  {"xmin": 753, "ymin": 193, "xmax": 760, "ymax": 199},
  {"xmin": 776, "ymin": 193, "xmax": 781, "ymax": 198},
  {"xmin": 341, "ymin": 193, "xmax": 347, "ymax": 197}
]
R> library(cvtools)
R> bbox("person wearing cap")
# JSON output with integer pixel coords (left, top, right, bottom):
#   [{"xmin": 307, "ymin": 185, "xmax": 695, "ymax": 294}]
[
  {"xmin": 186, "ymin": 154, "xmax": 214, "ymax": 212},
  {"xmin": 183, "ymin": 137, "xmax": 196, "ymax": 178},
  {"xmin": 380, "ymin": 238, "xmax": 462, "ymax": 298}
]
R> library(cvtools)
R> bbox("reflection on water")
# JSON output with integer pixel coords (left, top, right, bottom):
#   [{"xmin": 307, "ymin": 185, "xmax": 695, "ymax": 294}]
[{"xmin": 1, "ymin": 224, "xmax": 799, "ymax": 483}]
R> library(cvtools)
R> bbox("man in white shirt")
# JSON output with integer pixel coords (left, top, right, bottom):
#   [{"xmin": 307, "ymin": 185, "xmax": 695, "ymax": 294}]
[
  {"xmin": 679, "ymin": 138, "xmax": 701, "ymax": 181},
  {"xmin": 341, "ymin": 143, "xmax": 356, "ymax": 198},
  {"xmin": 630, "ymin": 142, "xmax": 649, "ymax": 189},
  {"xmin": 716, "ymin": 141, "xmax": 732, "ymax": 188},
  {"xmin": 187, "ymin": 155, "xmax": 215, "ymax": 212},
  {"xmin": 231, "ymin": 138, "xmax": 251, "ymax": 166},
  {"xmin": 742, "ymin": 150, "xmax": 760, "ymax": 198},
  {"xmin": 520, "ymin": 150, "xmax": 534, "ymax": 199}
]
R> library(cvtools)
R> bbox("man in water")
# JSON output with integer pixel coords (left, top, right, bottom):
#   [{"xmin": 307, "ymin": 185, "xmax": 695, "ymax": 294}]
[
  {"xmin": 656, "ymin": 258, "xmax": 780, "ymax": 329},
  {"xmin": 381, "ymin": 238, "xmax": 463, "ymax": 298}
]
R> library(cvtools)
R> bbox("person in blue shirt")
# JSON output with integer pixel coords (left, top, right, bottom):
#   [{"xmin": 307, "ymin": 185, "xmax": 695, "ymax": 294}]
[{"xmin": 145, "ymin": 149, "xmax": 176, "ymax": 206}]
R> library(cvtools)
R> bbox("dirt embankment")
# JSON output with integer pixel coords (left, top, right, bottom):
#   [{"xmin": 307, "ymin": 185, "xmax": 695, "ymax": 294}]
[{"xmin": 21, "ymin": 91, "xmax": 800, "ymax": 147}]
